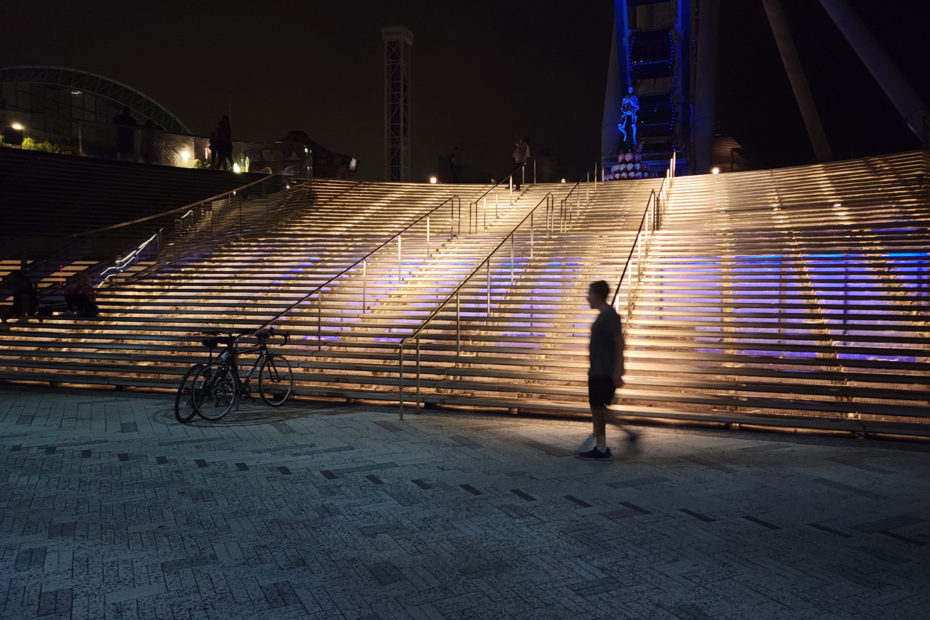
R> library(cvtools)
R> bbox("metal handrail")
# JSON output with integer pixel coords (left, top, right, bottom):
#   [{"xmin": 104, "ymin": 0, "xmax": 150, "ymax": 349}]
[
  {"xmin": 610, "ymin": 152, "xmax": 676, "ymax": 320},
  {"xmin": 24, "ymin": 173, "xmax": 284, "ymax": 299},
  {"xmin": 398, "ymin": 190, "xmax": 569, "ymax": 416},
  {"xmin": 256, "ymin": 192, "xmax": 470, "ymax": 337},
  {"xmin": 95, "ymin": 175, "xmax": 298, "ymax": 287},
  {"xmin": 465, "ymin": 168, "xmax": 523, "ymax": 233},
  {"xmin": 71, "ymin": 174, "xmax": 275, "ymax": 238},
  {"xmin": 559, "ymin": 162, "xmax": 600, "ymax": 232}
]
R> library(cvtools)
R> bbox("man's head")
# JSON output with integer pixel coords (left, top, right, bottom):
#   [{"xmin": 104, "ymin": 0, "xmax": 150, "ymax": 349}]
[{"xmin": 587, "ymin": 280, "xmax": 610, "ymax": 309}]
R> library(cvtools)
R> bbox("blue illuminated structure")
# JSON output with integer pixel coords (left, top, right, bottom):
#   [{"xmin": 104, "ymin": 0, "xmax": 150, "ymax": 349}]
[{"xmin": 601, "ymin": 0, "xmax": 693, "ymax": 177}]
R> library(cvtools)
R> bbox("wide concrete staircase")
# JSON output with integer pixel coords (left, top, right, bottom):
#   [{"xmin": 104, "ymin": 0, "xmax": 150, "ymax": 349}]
[
  {"xmin": 620, "ymin": 152, "xmax": 930, "ymax": 435},
  {"xmin": 0, "ymin": 178, "xmax": 530, "ymax": 389},
  {"xmin": 395, "ymin": 152, "xmax": 928, "ymax": 436},
  {"xmin": 0, "ymin": 151, "xmax": 927, "ymax": 437}
]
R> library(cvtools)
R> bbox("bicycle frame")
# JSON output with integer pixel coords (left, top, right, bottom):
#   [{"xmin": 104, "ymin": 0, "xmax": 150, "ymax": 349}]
[{"xmin": 214, "ymin": 339, "xmax": 270, "ymax": 399}]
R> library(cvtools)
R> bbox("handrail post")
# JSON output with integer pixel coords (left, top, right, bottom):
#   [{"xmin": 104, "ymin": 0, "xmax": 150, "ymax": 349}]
[
  {"xmin": 486, "ymin": 260, "xmax": 491, "ymax": 316},
  {"xmin": 530, "ymin": 212, "xmax": 534, "ymax": 260},
  {"xmin": 627, "ymin": 262, "xmax": 632, "ymax": 318},
  {"xmin": 317, "ymin": 292, "xmax": 322, "ymax": 351},
  {"xmin": 483, "ymin": 196, "xmax": 487, "ymax": 229},
  {"xmin": 398, "ymin": 345, "xmax": 405, "ymax": 420},
  {"xmin": 415, "ymin": 335, "xmax": 421, "ymax": 413},
  {"xmin": 426, "ymin": 215, "xmax": 430, "ymax": 256},
  {"xmin": 362, "ymin": 260, "xmax": 367, "ymax": 312},
  {"xmin": 510, "ymin": 234, "xmax": 515, "ymax": 285},
  {"xmin": 398, "ymin": 233, "xmax": 403, "ymax": 285},
  {"xmin": 456, "ymin": 293, "xmax": 461, "ymax": 358}
]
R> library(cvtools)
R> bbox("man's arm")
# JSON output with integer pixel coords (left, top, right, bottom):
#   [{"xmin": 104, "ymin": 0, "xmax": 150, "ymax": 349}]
[{"xmin": 613, "ymin": 322, "xmax": 624, "ymax": 387}]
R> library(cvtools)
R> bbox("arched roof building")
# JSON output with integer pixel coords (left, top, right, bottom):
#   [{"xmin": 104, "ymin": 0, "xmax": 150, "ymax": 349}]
[{"xmin": 1, "ymin": 66, "xmax": 189, "ymax": 156}]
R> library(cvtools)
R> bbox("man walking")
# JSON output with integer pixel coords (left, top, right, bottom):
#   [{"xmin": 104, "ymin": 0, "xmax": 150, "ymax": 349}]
[{"xmin": 578, "ymin": 280, "xmax": 638, "ymax": 460}]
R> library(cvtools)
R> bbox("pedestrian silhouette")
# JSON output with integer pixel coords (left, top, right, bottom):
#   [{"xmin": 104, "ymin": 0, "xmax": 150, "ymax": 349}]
[
  {"xmin": 0, "ymin": 271, "xmax": 38, "ymax": 329},
  {"xmin": 512, "ymin": 136, "xmax": 530, "ymax": 190},
  {"xmin": 113, "ymin": 106, "xmax": 137, "ymax": 162},
  {"xmin": 578, "ymin": 280, "xmax": 638, "ymax": 460},
  {"xmin": 214, "ymin": 116, "xmax": 233, "ymax": 171}
]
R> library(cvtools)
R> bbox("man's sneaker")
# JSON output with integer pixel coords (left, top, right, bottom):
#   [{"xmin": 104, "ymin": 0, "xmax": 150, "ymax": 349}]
[
  {"xmin": 578, "ymin": 447, "xmax": 612, "ymax": 460},
  {"xmin": 577, "ymin": 433, "xmax": 596, "ymax": 452}
]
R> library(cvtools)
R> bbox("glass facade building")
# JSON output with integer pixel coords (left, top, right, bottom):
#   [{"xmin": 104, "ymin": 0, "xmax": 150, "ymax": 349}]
[{"xmin": 0, "ymin": 66, "xmax": 189, "ymax": 158}]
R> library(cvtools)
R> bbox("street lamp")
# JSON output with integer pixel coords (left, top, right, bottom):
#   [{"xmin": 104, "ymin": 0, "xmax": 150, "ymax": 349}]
[{"xmin": 3, "ymin": 122, "xmax": 25, "ymax": 146}]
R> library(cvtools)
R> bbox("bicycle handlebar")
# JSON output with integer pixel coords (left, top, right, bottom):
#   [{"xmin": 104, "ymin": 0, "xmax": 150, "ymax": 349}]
[
  {"xmin": 254, "ymin": 326, "xmax": 289, "ymax": 346},
  {"xmin": 200, "ymin": 327, "xmax": 289, "ymax": 349}
]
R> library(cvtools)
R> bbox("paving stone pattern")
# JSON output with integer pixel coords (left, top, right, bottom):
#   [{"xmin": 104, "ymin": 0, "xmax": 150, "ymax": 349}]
[{"xmin": 1, "ymin": 387, "xmax": 929, "ymax": 619}]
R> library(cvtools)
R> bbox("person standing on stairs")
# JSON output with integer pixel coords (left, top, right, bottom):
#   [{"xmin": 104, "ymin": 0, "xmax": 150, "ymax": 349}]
[
  {"xmin": 512, "ymin": 136, "xmax": 530, "ymax": 190},
  {"xmin": 578, "ymin": 280, "xmax": 638, "ymax": 460}
]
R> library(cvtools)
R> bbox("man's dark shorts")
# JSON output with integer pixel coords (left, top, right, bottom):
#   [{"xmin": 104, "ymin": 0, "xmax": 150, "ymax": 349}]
[{"xmin": 588, "ymin": 375, "xmax": 616, "ymax": 409}]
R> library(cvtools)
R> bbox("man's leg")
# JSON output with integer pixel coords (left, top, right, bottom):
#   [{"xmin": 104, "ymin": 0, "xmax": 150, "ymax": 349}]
[
  {"xmin": 601, "ymin": 407, "xmax": 639, "ymax": 441},
  {"xmin": 593, "ymin": 406, "xmax": 608, "ymax": 449}
]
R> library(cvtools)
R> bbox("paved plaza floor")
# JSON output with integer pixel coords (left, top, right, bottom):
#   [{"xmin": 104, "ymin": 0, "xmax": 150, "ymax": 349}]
[{"xmin": 1, "ymin": 387, "xmax": 928, "ymax": 619}]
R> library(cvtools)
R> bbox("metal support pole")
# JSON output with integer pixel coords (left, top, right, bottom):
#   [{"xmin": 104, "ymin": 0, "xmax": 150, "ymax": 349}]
[
  {"xmin": 415, "ymin": 336, "xmax": 421, "ymax": 413},
  {"xmin": 483, "ymin": 196, "xmax": 487, "ymax": 228},
  {"xmin": 762, "ymin": 0, "xmax": 833, "ymax": 162},
  {"xmin": 397, "ymin": 234, "xmax": 402, "ymax": 284},
  {"xmin": 510, "ymin": 234, "xmax": 514, "ymax": 285},
  {"xmin": 530, "ymin": 213, "xmax": 534, "ymax": 260},
  {"xmin": 426, "ymin": 215, "xmax": 430, "ymax": 256},
  {"xmin": 455, "ymin": 293, "xmax": 461, "ymax": 358},
  {"xmin": 627, "ymin": 264, "xmax": 632, "ymax": 317},
  {"xmin": 317, "ymin": 293, "xmax": 322, "ymax": 351},
  {"xmin": 819, "ymin": 0, "xmax": 929, "ymax": 146},
  {"xmin": 398, "ymin": 347, "xmax": 404, "ymax": 419},
  {"xmin": 486, "ymin": 260, "xmax": 491, "ymax": 316},
  {"xmin": 362, "ymin": 260, "xmax": 367, "ymax": 312}
]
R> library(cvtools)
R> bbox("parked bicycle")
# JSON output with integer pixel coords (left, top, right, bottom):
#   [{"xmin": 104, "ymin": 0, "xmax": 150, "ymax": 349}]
[{"xmin": 174, "ymin": 327, "xmax": 293, "ymax": 423}]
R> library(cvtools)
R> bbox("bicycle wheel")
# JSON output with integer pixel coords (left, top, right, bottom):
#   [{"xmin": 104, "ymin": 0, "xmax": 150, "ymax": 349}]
[
  {"xmin": 196, "ymin": 364, "xmax": 238, "ymax": 420},
  {"xmin": 259, "ymin": 354, "xmax": 293, "ymax": 406},
  {"xmin": 174, "ymin": 363, "xmax": 205, "ymax": 423}
]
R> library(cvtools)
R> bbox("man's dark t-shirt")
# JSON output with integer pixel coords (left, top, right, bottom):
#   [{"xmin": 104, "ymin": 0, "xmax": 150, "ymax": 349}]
[{"xmin": 589, "ymin": 305, "xmax": 624, "ymax": 378}]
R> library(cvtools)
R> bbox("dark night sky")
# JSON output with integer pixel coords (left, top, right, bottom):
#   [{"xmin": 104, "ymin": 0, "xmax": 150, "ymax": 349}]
[{"xmin": 2, "ymin": 1, "xmax": 927, "ymax": 179}]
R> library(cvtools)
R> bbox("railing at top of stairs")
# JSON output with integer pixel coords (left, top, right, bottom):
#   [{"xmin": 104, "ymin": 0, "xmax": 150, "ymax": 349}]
[
  {"xmin": 24, "ymin": 173, "xmax": 287, "ymax": 302},
  {"xmin": 610, "ymin": 152, "xmax": 676, "ymax": 323},
  {"xmin": 255, "ymin": 167, "xmax": 528, "ymax": 343},
  {"xmin": 396, "ymin": 163, "xmax": 602, "ymax": 418}
]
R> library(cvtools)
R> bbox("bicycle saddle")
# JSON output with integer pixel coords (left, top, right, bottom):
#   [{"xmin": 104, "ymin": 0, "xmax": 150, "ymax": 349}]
[{"xmin": 201, "ymin": 333, "xmax": 237, "ymax": 348}]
